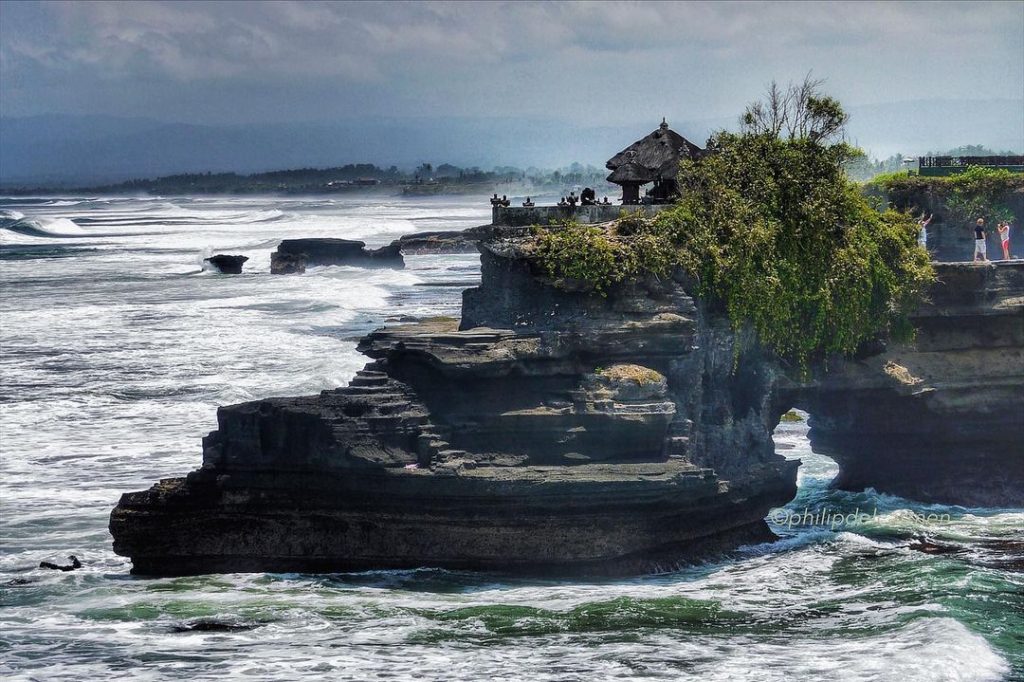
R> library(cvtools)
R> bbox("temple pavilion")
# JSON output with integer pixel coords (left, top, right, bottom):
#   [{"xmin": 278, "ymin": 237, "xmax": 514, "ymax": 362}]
[{"xmin": 606, "ymin": 119, "xmax": 703, "ymax": 204}]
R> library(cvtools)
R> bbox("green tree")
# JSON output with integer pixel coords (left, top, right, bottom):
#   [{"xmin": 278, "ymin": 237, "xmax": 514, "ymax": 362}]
[
  {"xmin": 536, "ymin": 78, "xmax": 934, "ymax": 372},
  {"xmin": 661, "ymin": 80, "xmax": 933, "ymax": 369}
]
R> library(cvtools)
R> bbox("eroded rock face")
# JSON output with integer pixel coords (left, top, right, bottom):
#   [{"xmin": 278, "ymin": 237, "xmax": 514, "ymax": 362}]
[
  {"xmin": 794, "ymin": 262, "xmax": 1024, "ymax": 507},
  {"xmin": 270, "ymin": 238, "xmax": 404, "ymax": 274},
  {"xmin": 110, "ymin": 236, "xmax": 798, "ymax": 576}
]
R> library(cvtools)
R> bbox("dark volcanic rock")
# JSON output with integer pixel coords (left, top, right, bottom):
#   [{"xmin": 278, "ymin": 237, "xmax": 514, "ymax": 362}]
[
  {"xmin": 39, "ymin": 555, "xmax": 82, "ymax": 571},
  {"xmin": 270, "ymin": 238, "xmax": 404, "ymax": 274},
  {"xmin": 792, "ymin": 262, "xmax": 1024, "ymax": 507},
  {"xmin": 204, "ymin": 254, "xmax": 248, "ymax": 274},
  {"xmin": 391, "ymin": 224, "xmax": 502, "ymax": 255},
  {"xmin": 111, "ymin": 235, "xmax": 798, "ymax": 576},
  {"xmin": 109, "ymin": 231, "xmax": 1024, "ymax": 577},
  {"xmin": 170, "ymin": 618, "xmax": 259, "ymax": 633},
  {"xmin": 269, "ymin": 251, "xmax": 305, "ymax": 274}
]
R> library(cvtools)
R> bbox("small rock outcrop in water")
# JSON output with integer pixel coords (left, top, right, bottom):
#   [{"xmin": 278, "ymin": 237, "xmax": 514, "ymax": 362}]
[
  {"xmin": 109, "ymin": 231, "xmax": 1024, "ymax": 576},
  {"xmin": 39, "ymin": 555, "xmax": 82, "ymax": 571},
  {"xmin": 270, "ymin": 238, "xmax": 404, "ymax": 274},
  {"xmin": 204, "ymin": 254, "xmax": 248, "ymax": 274}
]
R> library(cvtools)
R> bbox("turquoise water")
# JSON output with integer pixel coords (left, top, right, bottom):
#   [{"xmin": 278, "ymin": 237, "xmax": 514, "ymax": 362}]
[{"xmin": 1, "ymin": 196, "xmax": 1021, "ymax": 681}]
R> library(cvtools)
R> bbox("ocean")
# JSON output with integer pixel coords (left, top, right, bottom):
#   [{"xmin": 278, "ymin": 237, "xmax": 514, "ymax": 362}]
[{"xmin": 1, "ymin": 195, "xmax": 1021, "ymax": 681}]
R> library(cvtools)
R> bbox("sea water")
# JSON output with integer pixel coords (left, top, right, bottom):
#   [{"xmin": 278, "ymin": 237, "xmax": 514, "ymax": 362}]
[{"xmin": 1, "ymin": 196, "xmax": 1021, "ymax": 681}]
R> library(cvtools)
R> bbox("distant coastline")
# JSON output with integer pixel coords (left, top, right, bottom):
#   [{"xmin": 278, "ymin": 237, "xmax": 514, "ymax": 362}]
[{"xmin": 0, "ymin": 162, "xmax": 619, "ymax": 198}]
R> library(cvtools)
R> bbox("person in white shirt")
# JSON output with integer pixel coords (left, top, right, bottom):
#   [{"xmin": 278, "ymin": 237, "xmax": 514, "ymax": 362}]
[
  {"xmin": 917, "ymin": 213, "xmax": 932, "ymax": 250},
  {"xmin": 974, "ymin": 218, "xmax": 987, "ymax": 262}
]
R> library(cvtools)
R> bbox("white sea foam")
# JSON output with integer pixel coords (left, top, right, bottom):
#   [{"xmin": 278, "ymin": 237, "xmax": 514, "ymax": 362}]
[
  {"xmin": 0, "ymin": 213, "xmax": 89, "ymax": 238},
  {"xmin": 0, "ymin": 194, "xmax": 1019, "ymax": 681}
]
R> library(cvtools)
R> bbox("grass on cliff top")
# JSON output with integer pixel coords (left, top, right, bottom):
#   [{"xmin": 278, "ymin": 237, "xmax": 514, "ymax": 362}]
[
  {"xmin": 597, "ymin": 364, "xmax": 665, "ymax": 385},
  {"xmin": 535, "ymin": 84, "xmax": 935, "ymax": 373}
]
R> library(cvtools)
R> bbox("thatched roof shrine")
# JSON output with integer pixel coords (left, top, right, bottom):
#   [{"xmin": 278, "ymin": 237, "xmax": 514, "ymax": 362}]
[{"xmin": 606, "ymin": 119, "xmax": 703, "ymax": 204}]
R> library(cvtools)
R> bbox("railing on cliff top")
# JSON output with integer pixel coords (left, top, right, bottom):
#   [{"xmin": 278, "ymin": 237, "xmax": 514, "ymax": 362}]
[{"xmin": 918, "ymin": 155, "xmax": 1024, "ymax": 176}]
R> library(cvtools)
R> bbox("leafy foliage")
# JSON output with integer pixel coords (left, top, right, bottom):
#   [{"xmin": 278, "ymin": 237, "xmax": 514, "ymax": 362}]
[
  {"xmin": 740, "ymin": 76, "xmax": 848, "ymax": 143},
  {"xmin": 658, "ymin": 130, "xmax": 933, "ymax": 369},
  {"xmin": 865, "ymin": 166, "xmax": 1021, "ymax": 225},
  {"xmin": 944, "ymin": 167, "xmax": 1018, "ymax": 224},
  {"xmin": 535, "ymin": 80, "xmax": 935, "ymax": 372},
  {"xmin": 927, "ymin": 144, "xmax": 1020, "ymax": 157}
]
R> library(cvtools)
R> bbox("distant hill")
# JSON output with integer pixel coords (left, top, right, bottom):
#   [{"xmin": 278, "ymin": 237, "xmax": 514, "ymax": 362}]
[{"xmin": 1, "ymin": 99, "xmax": 1020, "ymax": 187}]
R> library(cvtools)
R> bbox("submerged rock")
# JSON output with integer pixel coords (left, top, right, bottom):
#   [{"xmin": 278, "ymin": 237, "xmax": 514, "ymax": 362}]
[
  {"xmin": 204, "ymin": 254, "xmax": 248, "ymax": 274},
  {"xmin": 170, "ymin": 618, "xmax": 260, "ymax": 633},
  {"xmin": 109, "ymin": 232, "xmax": 1024, "ymax": 577},
  {"xmin": 270, "ymin": 238, "xmax": 404, "ymax": 274}
]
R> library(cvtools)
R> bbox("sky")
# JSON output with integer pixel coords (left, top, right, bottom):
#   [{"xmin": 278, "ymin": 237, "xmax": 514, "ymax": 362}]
[
  {"xmin": 2, "ymin": 0, "xmax": 1022, "ymax": 125},
  {"xmin": 0, "ymin": 1, "xmax": 1022, "ymax": 181}
]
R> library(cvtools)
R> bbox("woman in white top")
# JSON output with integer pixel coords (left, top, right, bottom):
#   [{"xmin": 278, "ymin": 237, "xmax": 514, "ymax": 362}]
[{"xmin": 917, "ymin": 213, "xmax": 932, "ymax": 250}]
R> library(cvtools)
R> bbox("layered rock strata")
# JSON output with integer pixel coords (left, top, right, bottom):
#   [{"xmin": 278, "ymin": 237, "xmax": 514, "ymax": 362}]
[
  {"xmin": 111, "ymin": 236, "xmax": 798, "ymax": 576},
  {"xmin": 389, "ymin": 224, "xmax": 498, "ymax": 254},
  {"xmin": 270, "ymin": 238, "xmax": 404, "ymax": 274},
  {"xmin": 793, "ymin": 262, "xmax": 1024, "ymax": 507}
]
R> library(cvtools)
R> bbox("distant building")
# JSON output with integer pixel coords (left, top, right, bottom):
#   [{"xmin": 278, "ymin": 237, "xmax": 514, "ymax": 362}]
[
  {"xmin": 918, "ymin": 155, "xmax": 1024, "ymax": 177},
  {"xmin": 606, "ymin": 118, "xmax": 703, "ymax": 204}
]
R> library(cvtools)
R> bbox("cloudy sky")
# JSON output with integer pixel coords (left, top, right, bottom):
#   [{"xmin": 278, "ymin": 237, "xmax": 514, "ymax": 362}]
[{"xmin": 3, "ymin": 0, "xmax": 1022, "ymax": 125}]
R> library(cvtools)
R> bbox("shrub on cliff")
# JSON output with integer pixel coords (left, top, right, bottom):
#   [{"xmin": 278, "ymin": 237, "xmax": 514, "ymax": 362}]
[
  {"xmin": 865, "ymin": 166, "xmax": 1021, "ymax": 225},
  {"xmin": 535, "ymin": 221, "xmax": 674, "ymax": 294}
]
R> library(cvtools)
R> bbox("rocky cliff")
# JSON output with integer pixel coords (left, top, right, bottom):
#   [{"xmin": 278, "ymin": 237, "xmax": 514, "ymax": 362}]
[
  {"xmin": 110, "ymin": 233, "xmax": 1024, "ymax": 576},
  {"xmin": 865, "ymin": 178, "xmax": 1024, "ymax": 262},
  {"xmin": 110, "ymin": 235, "xmax": 798, "ymax": 576},
  {"xmin": 793, "ymin": 262, "xmax": 1024, "ymax": 506}
]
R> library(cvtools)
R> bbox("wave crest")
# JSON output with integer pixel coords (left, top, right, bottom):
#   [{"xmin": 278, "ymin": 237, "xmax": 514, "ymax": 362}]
[{"xmin": 0, "ymin": 210, "xmax": 89, "ymax": 238}]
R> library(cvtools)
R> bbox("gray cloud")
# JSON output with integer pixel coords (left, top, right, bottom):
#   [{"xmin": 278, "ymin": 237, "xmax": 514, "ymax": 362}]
[{"xmin": 1, "ymin": 1, "xmax": 1021, "ymax": 140}]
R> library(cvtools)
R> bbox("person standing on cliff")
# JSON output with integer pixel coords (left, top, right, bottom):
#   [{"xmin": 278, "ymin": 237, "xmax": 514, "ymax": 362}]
[
  {"xmin": 973, "ymin": 218, "xmax": 987, "ymax": 262},
  {"xmin": 918, "ymin": 213, "xmax": 932, "ymax": 251},
  {"xmin": 997, "ymin": 221, "xmax": 1011, "ymax": 260}
]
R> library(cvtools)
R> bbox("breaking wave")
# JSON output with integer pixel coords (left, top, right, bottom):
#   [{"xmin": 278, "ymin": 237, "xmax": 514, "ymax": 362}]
[{"xmin": 0, "ymin": 210, "xmax": 90, "ymax": 238}]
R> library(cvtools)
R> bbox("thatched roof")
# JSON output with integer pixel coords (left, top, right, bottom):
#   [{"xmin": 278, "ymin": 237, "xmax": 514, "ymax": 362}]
[
  {"xmin": 605, "ymin": 119, "xmax": 703, "ymax": 181},
  {"xmin": 606, "ymin": 161, "xmax": 655, "ymax": 184}
]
